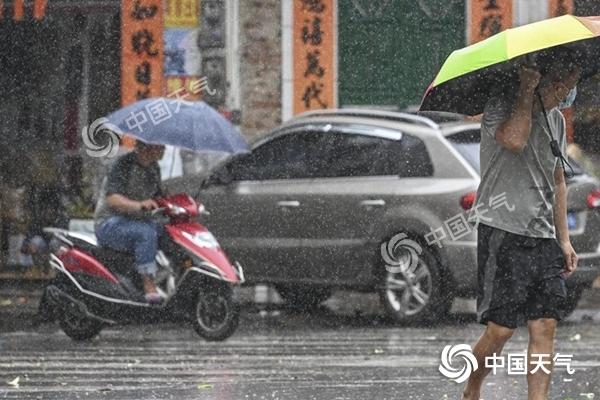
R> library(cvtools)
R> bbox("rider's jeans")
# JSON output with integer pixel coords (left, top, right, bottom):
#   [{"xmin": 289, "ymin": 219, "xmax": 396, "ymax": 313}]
[{"xmin": 95, "ymin": 216, "xmax": 161, "ymax": 277}]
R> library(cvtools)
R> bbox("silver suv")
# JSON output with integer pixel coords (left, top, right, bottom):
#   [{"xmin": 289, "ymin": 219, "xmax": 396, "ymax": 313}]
[{"xmin": 165, "ymin": 110, "xmax": 600, "ymax": 323}]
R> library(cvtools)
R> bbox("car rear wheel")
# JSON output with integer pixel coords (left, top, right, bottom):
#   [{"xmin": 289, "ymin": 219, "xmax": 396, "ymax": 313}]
[
  {"xmin": 378, "ymin": 242, "xmax": 452, "ymax": 324},
  {"xmin": 276, "ymin": 286, "xmax": 332, "ymax": 310}
]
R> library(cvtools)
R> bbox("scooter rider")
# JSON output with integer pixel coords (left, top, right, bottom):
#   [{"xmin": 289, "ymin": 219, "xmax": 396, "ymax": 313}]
[{"xmin": 94, "ymin": 141, "xmax": 166, "ymax": 304}]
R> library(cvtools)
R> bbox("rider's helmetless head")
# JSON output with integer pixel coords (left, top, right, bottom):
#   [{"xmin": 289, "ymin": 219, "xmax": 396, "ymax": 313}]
[{"xmin": 135, "ymin": 140, "xmax": 165, "ymax": 165}]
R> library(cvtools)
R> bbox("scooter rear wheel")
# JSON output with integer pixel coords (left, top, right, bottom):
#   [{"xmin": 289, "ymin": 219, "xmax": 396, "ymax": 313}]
[{"xmin": 193, "ymin": 285, "xmax": 239, "ymax": 341}]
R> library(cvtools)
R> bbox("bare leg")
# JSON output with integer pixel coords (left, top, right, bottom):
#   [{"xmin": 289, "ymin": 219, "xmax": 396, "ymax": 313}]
[
  {"xmin": 462, "ymin": 321, "xmax": 514, "ymax": 400},
  {"xmin": 527, "ymin": 318, "xmax": 557, "ymax": 400},
  {"xmin": 142, "ymin": 275, "xmax": 159, "ymax": 294}
]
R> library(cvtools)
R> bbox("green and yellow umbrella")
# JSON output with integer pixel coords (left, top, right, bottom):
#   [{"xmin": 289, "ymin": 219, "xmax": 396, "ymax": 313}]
[{"xmin": 420, "ymin": 15, "xmax": 600, "ymax": 115}]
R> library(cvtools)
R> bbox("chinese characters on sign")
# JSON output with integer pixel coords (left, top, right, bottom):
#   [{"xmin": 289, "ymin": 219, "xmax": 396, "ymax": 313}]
[
  {"xmin": 164, "ymin": 0, "xmax": 202, "ymax": 102},
  {"xmin": 293, "ymin": 0, "xmax": 335, "ymax": 114},
  {"xmin": 121, "ymin": 0, "xmax": 164, "ymax": 106},
  {"xmin": 469, "ymin": 0, "xmax": 513, "ymax": 44},
  {"xmin": 165, "ymin": 0, "xmax": 199, "ymax": 28}
]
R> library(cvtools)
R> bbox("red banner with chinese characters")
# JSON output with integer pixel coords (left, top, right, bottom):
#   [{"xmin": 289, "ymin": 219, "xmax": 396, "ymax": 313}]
[
  {"xmin": 293, "ymin": 0, "xmax": 335, "ymax": 115},
  {"xmin": 549, "ymin": 0, "xmax": 574, "ymax": 17},
  {"xmin": 469, "ymin": 0, "xmax": 513, "ymax": 44},
  {"xmin": 121, "ymin": 0, "xmax": 164, "ymax": 106}
]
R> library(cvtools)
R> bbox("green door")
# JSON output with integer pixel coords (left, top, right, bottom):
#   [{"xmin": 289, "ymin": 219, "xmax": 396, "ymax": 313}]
[{"xmin": 338, "ymin": 0, "xmax": 465, "ymax": 109}]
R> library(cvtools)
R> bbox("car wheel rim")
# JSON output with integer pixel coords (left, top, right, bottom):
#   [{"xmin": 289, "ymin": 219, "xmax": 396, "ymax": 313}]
[
  {"xmin": 385, "ymin": 258, "xmax": 433, "ymax": 317},
  {"xmin": 196, "ymin": 293, "xmax": 229, "ymax": 332}
]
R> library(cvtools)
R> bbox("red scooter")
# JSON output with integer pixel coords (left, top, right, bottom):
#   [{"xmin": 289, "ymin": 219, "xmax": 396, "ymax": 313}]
[{"xmin": 40, "ymin": 193, "xmax": 244, "ymax": 341}]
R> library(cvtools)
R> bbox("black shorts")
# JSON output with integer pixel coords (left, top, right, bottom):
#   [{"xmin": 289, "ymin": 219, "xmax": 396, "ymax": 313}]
[{"xmin": 477, "ymin": 223, "xmax": 568, "ymax": 329}]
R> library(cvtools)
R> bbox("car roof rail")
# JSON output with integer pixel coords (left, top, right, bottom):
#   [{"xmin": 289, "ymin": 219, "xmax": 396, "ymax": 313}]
[
  {"xmin": 409, "ymin": 111, "xmax": 472, "ymax": 124},
  {"xmin": 295, "ymin": 108, "xmax": 440, "ymax": 130}
]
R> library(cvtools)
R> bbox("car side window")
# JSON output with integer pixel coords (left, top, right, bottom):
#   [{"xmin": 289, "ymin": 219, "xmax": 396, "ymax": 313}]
[
  {"xmin": 314, "ymin": 131, "xmax": 433, "ymax": 178},
  {"xmin": 381, "ymin": 134, "xmax": 434, "ymax": 178},
  {"xmin": 228, "ymin": 131, "xmax": 331, "ymax": 181}
]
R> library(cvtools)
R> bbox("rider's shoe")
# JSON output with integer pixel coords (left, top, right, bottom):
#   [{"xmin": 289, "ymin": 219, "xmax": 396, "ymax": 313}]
[{"xmin": 144, "ymin": 292, "xmax": 164, "ymax": 304}]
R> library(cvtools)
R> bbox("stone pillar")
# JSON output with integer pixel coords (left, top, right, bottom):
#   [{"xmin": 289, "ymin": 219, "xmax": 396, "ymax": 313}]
[{"xmin": 238, "ymin": 0, "xmax": 282, "ymax": 138}]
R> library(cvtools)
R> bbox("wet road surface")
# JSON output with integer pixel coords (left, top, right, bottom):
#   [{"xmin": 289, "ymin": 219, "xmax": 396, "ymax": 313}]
[{"xmin": 1, "ymin": 291, "xmax": 600, "ymax": 400}]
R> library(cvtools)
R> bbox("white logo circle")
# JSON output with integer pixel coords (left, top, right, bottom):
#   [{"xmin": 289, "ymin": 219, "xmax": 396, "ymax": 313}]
[
  {"xmin": 81, "ymin": 117, "xmax": 121, "ymax": 158},
  {"xmin": 439, "ymin": 344, "xmax": 479, "ymax": 383},
  {"xmin": 381, "ymin": 233, "xmax": 422, "ymax": 274}
]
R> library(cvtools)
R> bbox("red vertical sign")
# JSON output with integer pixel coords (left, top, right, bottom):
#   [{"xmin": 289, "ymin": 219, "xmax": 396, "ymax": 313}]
[
  {"xmin": 33, "ymin": 0, "xmax": 47, "ymax": 20},
  {"xmin": 121, "ymin": 0, "xmax": 164, "ymax": 106},
  {"xmin": 469, "ymin": 0, "xmax": 513, "ymax": 44},
  {"xmin": 13, "ymin": 0, "xmax": 24, "ymax": 21},
  {"xmin": 293, "ymin": 0, "xmax": 335, "ymax": 115},
  {"xmin": 549, "ymin": 0, "xmax": 574, "ymax": 17}
]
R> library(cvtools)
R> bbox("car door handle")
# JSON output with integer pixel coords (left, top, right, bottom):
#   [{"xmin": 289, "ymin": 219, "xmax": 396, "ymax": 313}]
[
  {"xmin": 360, "ymin": 199, "xmax": 386, "ymax": 208},
  {"xmin": 277, "ymin": 200, "xmax": 300, "ymax": 208}
]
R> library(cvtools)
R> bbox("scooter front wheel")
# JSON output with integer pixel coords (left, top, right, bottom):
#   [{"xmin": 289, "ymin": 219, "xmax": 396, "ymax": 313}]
[{"xmin": 192, "ymin": 284, "xmax": 239, "ymax": 341}]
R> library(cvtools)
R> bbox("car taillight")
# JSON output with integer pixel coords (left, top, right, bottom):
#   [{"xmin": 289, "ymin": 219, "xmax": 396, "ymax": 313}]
[
  {"xmin": 587, "ymin": 189, "xmax": 600, "ymax": 209},
  {"xmin": 460, "ymin": 192, "xmax": 476, "ymax": 211}
]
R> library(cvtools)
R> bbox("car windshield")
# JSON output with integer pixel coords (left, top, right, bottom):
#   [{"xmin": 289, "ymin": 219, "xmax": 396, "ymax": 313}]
[{"xmin": 446, "ymin": 130, "xmax": 584, "ymax": 176}]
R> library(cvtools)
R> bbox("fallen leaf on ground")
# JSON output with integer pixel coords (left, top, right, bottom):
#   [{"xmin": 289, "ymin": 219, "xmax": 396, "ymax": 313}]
[
  {"xmin": 197, "ymin": 383, "xmax": 213, "ymax": 390},
  {"xmin": 7, "ymin": 377, "xmax": 20, "ymax": 388},
  {"xmin": 0, "ymin": 299, "xmax": 12, "ymax": 307}
]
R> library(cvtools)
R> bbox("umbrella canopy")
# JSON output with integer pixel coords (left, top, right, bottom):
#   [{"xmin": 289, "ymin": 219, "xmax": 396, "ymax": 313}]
[
  {"xmin": 105, "ymin": 98, "xmax": 249, "ymax": 154},
  {"xmin": 420, "ymin": 15, "xmax": 600, "ymax": 115}
]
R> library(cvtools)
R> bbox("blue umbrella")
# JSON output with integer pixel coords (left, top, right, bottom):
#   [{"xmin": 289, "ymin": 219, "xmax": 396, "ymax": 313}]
[{"xmin": 105, "ymin": 98, "xmax": 249, "ymax": 154}]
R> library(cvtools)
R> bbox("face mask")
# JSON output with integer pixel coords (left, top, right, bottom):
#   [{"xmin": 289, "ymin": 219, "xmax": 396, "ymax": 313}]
[{"xmin": 559, "ymin": 85, "xmax": 577, "ymax": 109}]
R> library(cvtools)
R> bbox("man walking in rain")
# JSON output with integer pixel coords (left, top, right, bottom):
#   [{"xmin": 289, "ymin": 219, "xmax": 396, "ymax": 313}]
[{"xmin": 462, "ymin": 50, "xmax": 580, "ymax": 400}]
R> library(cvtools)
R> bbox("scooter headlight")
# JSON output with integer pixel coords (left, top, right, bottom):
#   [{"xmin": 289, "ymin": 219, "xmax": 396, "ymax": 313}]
[
  {"xmin": 168, "ymin": 204, "xmax": 187, "ymax": 215},
  {"xmin": 182, "ymin": 231, "xmax": 220, "ymax": 248}
]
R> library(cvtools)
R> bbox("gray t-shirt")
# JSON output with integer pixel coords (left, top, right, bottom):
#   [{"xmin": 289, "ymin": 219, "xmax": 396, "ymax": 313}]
[
  {"xmin": 94, "ymin": 152, "xmax": 162, "ymax": 228},
  {"xmin": 476, "ymin": 96, "xmax": 567, "ymax": 238}
]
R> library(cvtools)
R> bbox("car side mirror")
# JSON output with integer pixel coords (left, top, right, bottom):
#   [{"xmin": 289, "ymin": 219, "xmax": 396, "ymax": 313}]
[{"xmin": 209, "ymin": 166, "xmax": 234, "ymax": 186}]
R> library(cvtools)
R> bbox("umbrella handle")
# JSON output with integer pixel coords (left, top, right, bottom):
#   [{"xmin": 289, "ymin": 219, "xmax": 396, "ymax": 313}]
[{"xmin": 523, "ymin": 53, "xmax": 538, "ymax": 69}]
